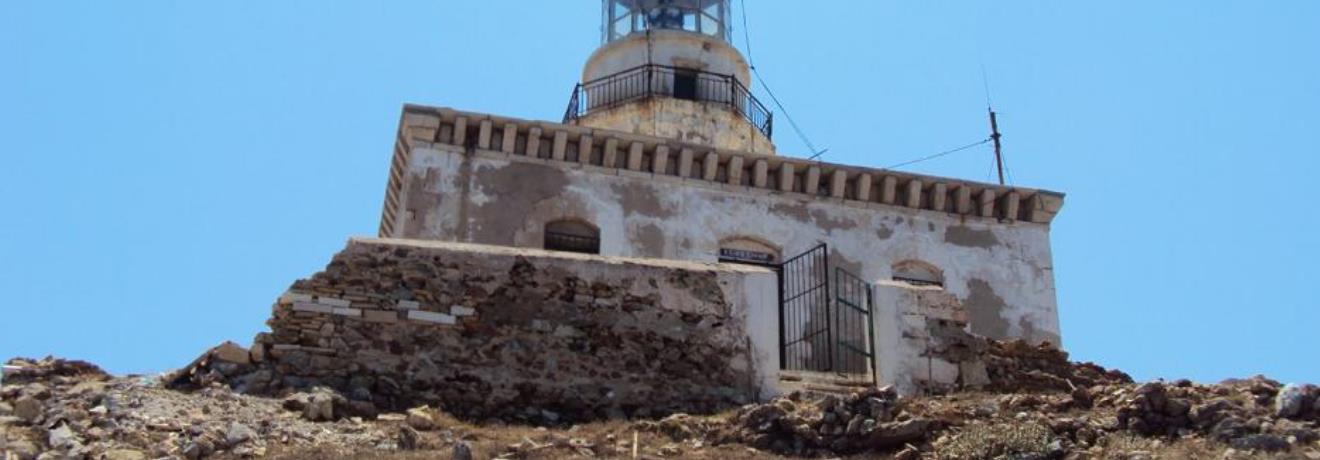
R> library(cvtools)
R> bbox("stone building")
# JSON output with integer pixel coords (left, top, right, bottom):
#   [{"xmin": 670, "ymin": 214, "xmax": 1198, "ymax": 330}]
[{"xmin": 363, "ymin": 1, "xmax": 1065, "ymax": 397}]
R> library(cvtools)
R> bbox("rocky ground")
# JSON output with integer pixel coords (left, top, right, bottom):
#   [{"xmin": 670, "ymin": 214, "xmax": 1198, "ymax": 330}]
[{"xmin": 3, "ymin": 342, "xmax": 1319, "ymax": 460}]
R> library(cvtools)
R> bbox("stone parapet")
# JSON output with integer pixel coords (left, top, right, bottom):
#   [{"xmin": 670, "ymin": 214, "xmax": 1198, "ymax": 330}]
[{"xmin": 381, "ymin": 105, "xmax": 1064, "ymax": 237}]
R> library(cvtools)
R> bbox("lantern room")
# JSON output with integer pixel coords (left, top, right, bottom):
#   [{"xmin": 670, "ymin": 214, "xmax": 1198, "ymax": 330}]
[
  {"xmin": 570, "ymin": 0, "xmax": 774, "ymax": 154},
  {"xmin": 602, "ymin": 0, "xmax": 733, "ymax": 43}
]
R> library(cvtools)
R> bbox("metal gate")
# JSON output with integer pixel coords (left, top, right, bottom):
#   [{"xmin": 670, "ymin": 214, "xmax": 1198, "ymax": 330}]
[
  {"xmin": 778, "ymin": 244, "xmax": 832, "ymax": 372},
  {"xmin": 777, "ymin": 244, "xmax": 877, "ymax": 385},
  {"xmin": 833, "ymin": 267, "xmax": 877, "ymax": 384}
]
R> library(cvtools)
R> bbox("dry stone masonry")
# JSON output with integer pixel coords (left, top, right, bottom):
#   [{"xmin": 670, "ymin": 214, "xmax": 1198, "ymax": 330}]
[{"xmin": 174, "ymin": 238, "xmax": 778, "ymax": 424}]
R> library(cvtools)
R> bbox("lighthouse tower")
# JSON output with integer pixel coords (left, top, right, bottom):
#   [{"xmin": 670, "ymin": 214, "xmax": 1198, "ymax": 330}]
[{"xmin": 564, "ymin": 0, "xmax": 776, "ymax": 154}]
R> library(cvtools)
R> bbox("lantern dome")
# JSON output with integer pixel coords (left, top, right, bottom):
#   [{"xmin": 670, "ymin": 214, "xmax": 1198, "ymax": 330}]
[{"xmin": 602, "ymin": 0, "xmax": 733, "ymax": 44}]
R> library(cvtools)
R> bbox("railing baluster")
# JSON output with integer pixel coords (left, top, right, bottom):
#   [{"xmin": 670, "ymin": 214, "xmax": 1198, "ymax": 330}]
[{"xmin": 564, "ymin": 65, "xmax": 772, "ymax": 140}]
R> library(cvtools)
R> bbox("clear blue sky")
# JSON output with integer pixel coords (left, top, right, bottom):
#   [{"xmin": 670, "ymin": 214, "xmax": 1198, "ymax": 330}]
[{"xmin": 2, "ymin": 2, "xmax": 1317, "ymax": 384}]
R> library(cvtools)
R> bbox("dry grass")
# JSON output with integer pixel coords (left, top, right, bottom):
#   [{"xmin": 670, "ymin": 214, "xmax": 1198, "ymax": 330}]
[
  {"xmin": 935, "ymin": 421, "xmax": 1056, "ymax": 460},
  {"xmin": 255, "ymin": 413, "xmax": 766, "ymax": 460},
  {"xmin": 256, "ymin": 408, "xmax": 910, "ymax": 460},
  {"xmin": 1092, "ymin": 434, "xmax": 1319, "ymax": 460}
]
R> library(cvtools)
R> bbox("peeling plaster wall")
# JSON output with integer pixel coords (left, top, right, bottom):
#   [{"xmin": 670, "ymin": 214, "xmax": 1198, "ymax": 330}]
[
  {"xmin": 873, "ymin": 281, "xmax": 990, "ymax": 395},
  {"xmin": 579, "ymin": 98, "xmax": 775, "ymax": 154},
  {"xmin": 400, "ymin": 146, "xmax": 1062, "ymax": 364}
]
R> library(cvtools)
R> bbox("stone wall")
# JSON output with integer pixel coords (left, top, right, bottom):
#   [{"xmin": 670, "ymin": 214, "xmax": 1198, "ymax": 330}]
[
  {"xmin": 383, "ymin": 106, "xmax": 1063, "ymax": 348},
  {"xmin": 232, "ymin": 238, "xmax": 778, "ymax": 424}
]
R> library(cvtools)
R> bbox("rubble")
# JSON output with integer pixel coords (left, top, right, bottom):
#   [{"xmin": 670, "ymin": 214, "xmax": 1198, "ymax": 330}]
[
  {"xmin": 405, "ymin": 406, "xmax": 437, "ymax": 431},
  {"xmin": 0, "ymin": 357, "xmax": 396, "ymax": 460},
  {"xmin": 983, "ymin": 340, "xmax": 1133, "ymax": 393},
  {"xmin": 717, "ymin": 386, "xmax": 936, "ymax": 456},
  {"xmin": 4, "ymin": 347, "xmax": 1318, "ymax": 460}
]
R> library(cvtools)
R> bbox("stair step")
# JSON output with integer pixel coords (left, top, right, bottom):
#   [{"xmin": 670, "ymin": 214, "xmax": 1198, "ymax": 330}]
[
  {"xmin": 779, "ymin": 371, "xmax": 873, "ymax": 386},
  {"xmin": 778, "ymin": 370, "xmax": 874, "ymax": 397}
]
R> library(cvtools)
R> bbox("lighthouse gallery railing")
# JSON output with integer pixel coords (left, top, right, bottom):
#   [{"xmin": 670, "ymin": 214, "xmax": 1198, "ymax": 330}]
[{"xmin": 563, "ymin": 64, "xmax": 773, "ymax": 140}]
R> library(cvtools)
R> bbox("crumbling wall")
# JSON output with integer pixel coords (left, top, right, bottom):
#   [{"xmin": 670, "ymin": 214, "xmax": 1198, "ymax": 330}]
[
  {"xmin": 871, "ymin": 280, "xmax": 1118, "ymax": 396},
  {"xmin": 874, "ymin": 280, "xmax": 991, "ymax": 395},
  {"xmin": 212, "ymin": 238, "xmax": 778, "ymax": 424}
]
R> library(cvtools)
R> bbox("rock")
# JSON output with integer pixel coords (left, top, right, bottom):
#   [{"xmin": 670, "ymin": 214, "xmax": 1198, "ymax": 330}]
[
  {"xmin": 845, "ymin": 415, "xmax": 865, "ymax": 435},
  {"xmin": 47, "ymin": 423, "xmax": 80, "ymax": 450},
  {"xmin": 182, "ymin": 442, "xmax": 205, "ymax": 460},
  {"xmin": 103, "ymin": 449, "xmax": 148, "ymax": 460},
  {"xmin": 860, "ymin": 419, "xmax": 932, "ymax": 450},
  {"xmin": 658, "ymin": 443, "xmax": 682, "ymax": 456},
  {"xmin": 397, "ymin": 425, "xmax": 421, "ymax": 450},
  {"xmin": 894, "ymin": 445, "xmax": 921, "ymax": 460},
  {"xmin": 226, "ymin": 422, "xmax": 257, "ymax": 446},
  {"xmin": 1117, "ymin": 382, "xmax": 1194, "ymax": 436},
  {"xmin": 249, "ymin": 344, "xmax": 267, "ymax": 363},
  {"xmin": 1190, "ymin": 398, "xmax": 1235, "ymax": 428},
  {"xmin": 406, "ymin": 406, "xmax": 436, "ymax": 431},
  {"xmin": 304, "ymin": 398, "xmax": 333, "ymax": 421},
  {"xmin": 282, "ymin": 392, "xmax": 309, "ymax": 411},
  {"xmin": 1276, "ymin": 384, "xmax": 1307, "ymax": 419},
  {"xmin": 1211, "ymin": 417, "xmax": 1252, "ymax": 442},
  {"xmin": 4, "ymin": 436, "xmax": 41, "ymax": 459},
  {"xmin": 1230, "ymin": 434, "xmax": 1289, "ymax": 452},
  {"xmin": 13, "ymin": 395, "xmax": 42, "ymax": 423},
  {"xmin": 211, "ymin": 341, "xmax": 251, "ymax": 365},
  {"xmin": 1164, "ymin": 398, "xmax": 1191, "ymax": 417},
  {"xmin": 21, "ymin": 383, "xmax": 51, "ymax": 400},
  {"xmin": 300, "ymin": 388, "xmax": 344, "ymax": 422},
  {"xmin": 452, "ymin": 441, "xmax": 474, "ymax": 460},
  {"xmin": 186, "ymin": 438, "xmax": 216, "ymax": 460},
  {"xmin": 738, "ymin": 402, "xmax": 787, "ymax": 433},
  {"xmin": 1070, "ymin": 386, "xmax": 1094, "ymax": 409}
]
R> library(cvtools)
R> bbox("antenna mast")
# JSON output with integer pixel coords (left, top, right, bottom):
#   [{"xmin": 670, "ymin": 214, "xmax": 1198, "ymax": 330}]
[{"xmin": 989, "ymin": 108, "xmax": 1005, "ymax": 186}]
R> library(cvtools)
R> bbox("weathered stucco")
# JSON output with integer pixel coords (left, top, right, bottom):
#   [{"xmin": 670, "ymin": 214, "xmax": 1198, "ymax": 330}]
[
  {"xmin": 579, "ymin": 98, "xmax": 775, "ymax": 155},
  {"xmin": 397, "ymin": 145, "xmax": 1061, "ymax": 354}
]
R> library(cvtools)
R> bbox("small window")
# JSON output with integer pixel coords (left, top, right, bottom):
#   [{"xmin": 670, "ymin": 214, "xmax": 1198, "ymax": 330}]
[
  {"xmin": 892, "ymin": 260, "xmax": 944, "ymax": 287},
  {"xmin": 673, "ymin": 70, "xmax": 698, "ymax": 101},
  {"xmin": 544, "ymin": 220, "xmax": 600, "ymax": 255}
]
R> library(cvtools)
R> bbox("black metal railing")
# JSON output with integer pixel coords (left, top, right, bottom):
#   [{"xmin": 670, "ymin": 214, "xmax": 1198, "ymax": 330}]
[
  {"xmin": 544, "ymin": 231, "xmax": 601, "ymax": 255},
  {"xmin": 563, "ymin": 64, "xmax": 773, "ymax": 139}
]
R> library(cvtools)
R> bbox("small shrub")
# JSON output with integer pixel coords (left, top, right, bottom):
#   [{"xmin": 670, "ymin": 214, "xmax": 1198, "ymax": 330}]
[{"xmin": 937, "ymin": 422, "xmax": 1056, "ymax": 460}]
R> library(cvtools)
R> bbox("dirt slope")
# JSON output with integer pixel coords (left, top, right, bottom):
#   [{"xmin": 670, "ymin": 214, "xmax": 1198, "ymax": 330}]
[{"xmin": 2, "ymin": 341, "xmax": 1318, "ymax": 459}]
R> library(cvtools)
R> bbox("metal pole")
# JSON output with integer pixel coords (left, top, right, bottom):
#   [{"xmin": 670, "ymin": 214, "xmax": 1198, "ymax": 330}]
[{"xmin": 990, "ymin": 108, "xmax": 1005, "ymax": 186}]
